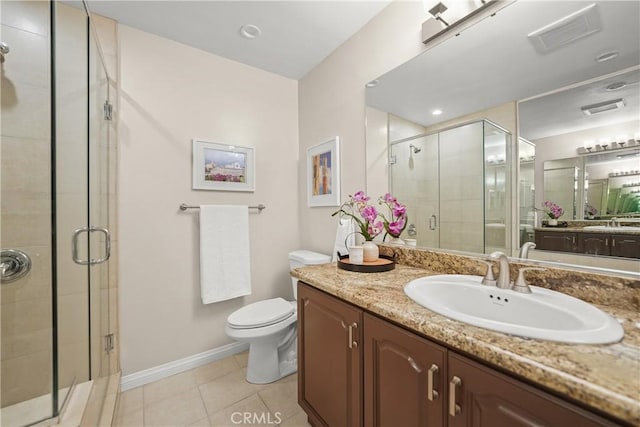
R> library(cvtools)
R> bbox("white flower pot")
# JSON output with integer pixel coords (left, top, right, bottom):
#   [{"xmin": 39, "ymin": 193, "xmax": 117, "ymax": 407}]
[{"xmin": 363, "ymin": 241, "xmax": 379, "ymax": 262}]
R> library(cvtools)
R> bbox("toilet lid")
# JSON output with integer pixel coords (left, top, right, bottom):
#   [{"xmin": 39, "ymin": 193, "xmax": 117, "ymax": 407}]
[{"xmin": 227, "ymin": 297, "xmax": 295, "ymax": 328}]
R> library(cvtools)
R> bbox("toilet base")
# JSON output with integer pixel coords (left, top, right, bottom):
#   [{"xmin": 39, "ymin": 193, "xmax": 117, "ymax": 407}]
[{"xmin": 245, "ymin": 328, "xmax": 297, "ymax": 384}]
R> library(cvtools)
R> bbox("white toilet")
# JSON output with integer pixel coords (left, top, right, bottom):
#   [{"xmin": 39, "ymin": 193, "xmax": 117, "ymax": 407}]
[{"xmin": 225, "ymin": 250, "xmax": 331, "ymax": 384}]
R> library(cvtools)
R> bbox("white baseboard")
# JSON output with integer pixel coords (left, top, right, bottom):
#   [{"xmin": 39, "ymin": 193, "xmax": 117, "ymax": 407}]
[{"xmin": 120, "ymin": 341, "xmax": 249, "ymax": 392}]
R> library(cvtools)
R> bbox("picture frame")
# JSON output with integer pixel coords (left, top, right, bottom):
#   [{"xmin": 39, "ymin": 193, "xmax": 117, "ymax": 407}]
[
  {"xmin": 307, "ymin": 137, "xmax": 341, "ymax": 207},
  {"xmin": 192, "ymin": 139, "xmax": 255, "ymax": 192}
]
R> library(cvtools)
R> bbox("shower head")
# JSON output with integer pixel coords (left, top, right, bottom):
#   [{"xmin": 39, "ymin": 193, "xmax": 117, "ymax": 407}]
[{"xmin": 410, "ymin": 144, "xmax": 422, "ymax": 154}]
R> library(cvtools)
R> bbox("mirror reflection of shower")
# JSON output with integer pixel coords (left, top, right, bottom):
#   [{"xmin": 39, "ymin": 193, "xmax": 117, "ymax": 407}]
[{"xmin": 409, "ymin": 144, "xmax": 421, "ymax": 169}]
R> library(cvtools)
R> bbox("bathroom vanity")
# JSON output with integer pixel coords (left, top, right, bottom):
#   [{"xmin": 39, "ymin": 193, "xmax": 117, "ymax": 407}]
[
  {"xmin": 293, "ymin": 248, "xmax": 639, "ymax": 427},
  {"xmin": 534, "ymin": 227, "xmax": 640, "ymax": 259}
]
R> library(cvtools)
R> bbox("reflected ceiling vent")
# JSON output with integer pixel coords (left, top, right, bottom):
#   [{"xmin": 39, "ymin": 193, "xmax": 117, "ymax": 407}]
[
  {"xmin": 605, "ymin": 81, "xmax": 627, "ymax": 91},
  {"xmin": 580, "ymin": 98, "xmax": 625, "ymax": 116},
  {"xmin": 527, "ymin": 3, "xmax": 601, "ymax": 53}
]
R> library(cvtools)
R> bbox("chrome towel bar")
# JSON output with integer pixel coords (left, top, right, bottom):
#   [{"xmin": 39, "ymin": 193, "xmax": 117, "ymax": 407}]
[{"xmin": 179, "ymin": 203, "xmax": 266, "ymax": 212}]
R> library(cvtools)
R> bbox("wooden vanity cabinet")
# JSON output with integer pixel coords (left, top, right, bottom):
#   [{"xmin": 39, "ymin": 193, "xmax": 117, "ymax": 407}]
[
  {"xmin": 297, "ymin": 282, "xmax": 621, "ymax": 427},
  {"xmin": 535, "ymin": 230, "xmax": 640, "ymax": 259},
  {"xmin": 534, "ymin": 231, "xmax": 577, "ymax": 252},
  {"xmin": 447, "ymin": 353, "xmax": 618, "ymax": 427},
  {"xmin": 578, "ymin": 233, "xmax": 610, "ymax": 256},
  {"xmin": 297, "ymin": 283, "xmax": 363, "ymax": 427},
  {"xmin": 611, "ymin": 234, "xmax": 640, "ymax": 258},
  {"xmin": 364, "ymin": 313, "xmax": 446, "ymax": 427}
]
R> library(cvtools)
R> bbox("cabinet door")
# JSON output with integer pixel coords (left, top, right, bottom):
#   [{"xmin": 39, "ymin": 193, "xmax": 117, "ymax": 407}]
[
  {"xmin": 578, "ymin": 233, "xmax": 610, "ymax": 256},
  {"xmin": 364, "ymin": 314, "xmax": 446, "ymax": 427},
  {"xmin": 298, "ymin": 282, "xmax": 363, "ymax": 427},
  {"xmin": 534, "ymin": 231, "xmax": 576, "ymax": 252},
  {"xmin": 611, "ymin": 235, "xmax": 640, "ymax": 259},
  {"xmin": 447, "ymin": 353, "xmax": 618, "ymax": 427}
]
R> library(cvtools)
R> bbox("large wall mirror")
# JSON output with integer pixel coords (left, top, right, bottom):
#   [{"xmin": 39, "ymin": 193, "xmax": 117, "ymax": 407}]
[{"xmin": 365, "ymin": 0, "xmax": 639, "ymax": 273}]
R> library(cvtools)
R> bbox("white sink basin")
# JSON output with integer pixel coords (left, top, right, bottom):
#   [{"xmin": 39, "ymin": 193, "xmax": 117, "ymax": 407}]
[
  {"xmin": 583, "ymin": 225, "xmax": 640, "ymax": 231},
  {"xmin": 404, "ymin": 274, "xmax": 624, "ymax": 344}
]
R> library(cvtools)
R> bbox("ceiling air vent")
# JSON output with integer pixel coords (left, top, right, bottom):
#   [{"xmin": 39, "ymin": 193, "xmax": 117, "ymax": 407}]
[
  {"xmin": 580, "ymin": 98, "xmax": 625, "ymax": 116},
  {"xmin": 528, "ymin": 3, "xmax": 601, "ymax": 53}
]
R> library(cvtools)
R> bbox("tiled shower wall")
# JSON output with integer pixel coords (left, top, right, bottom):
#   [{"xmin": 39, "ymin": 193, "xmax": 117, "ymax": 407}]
[{"xmin": 0, "ymin": 0, "xmax": 53, "ymax": 407}]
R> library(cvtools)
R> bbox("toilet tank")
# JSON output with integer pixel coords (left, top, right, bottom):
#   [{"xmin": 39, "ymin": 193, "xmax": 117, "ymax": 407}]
[{"xmin": 288, "ymin": 250, "xmax": 331, "ymax": 300}]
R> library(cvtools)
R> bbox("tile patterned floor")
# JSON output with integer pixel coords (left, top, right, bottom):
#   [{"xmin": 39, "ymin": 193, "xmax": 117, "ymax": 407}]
[{"xmin": 114, "ymin": 352, "xmax": 310, "ymax": 427}]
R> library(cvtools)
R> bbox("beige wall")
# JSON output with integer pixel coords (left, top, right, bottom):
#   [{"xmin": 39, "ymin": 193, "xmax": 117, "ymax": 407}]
[
  {"xmin": 117, "ymin": 26, "xmax": 299, "ymax": 375},
  {"xmin": 298, "ymin": 1, "xmax": 427, "ymax": 254}
]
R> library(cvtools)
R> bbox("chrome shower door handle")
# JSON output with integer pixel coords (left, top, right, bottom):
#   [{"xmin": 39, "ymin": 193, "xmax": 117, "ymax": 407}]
[
  {"xmin": 429, "ymin": 215, "xmax": 437, "ymax": 230},
  {"xmin": 72, "ymin": 226, "xmax": 111, "ymax": 265}
]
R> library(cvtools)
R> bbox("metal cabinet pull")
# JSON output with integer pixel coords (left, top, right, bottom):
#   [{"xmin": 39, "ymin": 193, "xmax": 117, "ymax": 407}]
[
  {"xmin": 449, "ymin": 376, "xmax": 462, "ymax": 416},
  {"xmin": 429, "ymin": 214, "xmax": 437, "ymax": 230},
  {"xmin": 72, "ymin": 226, "xmax": 111, "ymax": 265},
  {"xmin": 427, "ymin": 364, "xmax": 439, "ymax": 401},
  {"xmin": 348, "ymin": 322, "xmax": 358, "ymax": 349}
]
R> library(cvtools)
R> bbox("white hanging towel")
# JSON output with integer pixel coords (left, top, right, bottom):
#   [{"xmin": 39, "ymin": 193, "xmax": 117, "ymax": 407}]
[
  {"xmin": 200, "ymin": 205, "xmax": 251, "ymax": 304},
  {"xmin": 332, "ymin": 217, "xmax": 355, "ymax": 262}
]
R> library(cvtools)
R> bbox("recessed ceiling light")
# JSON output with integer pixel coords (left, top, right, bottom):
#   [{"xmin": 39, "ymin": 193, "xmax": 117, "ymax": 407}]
[
  {"xmin": 595, "ymin": 50, "xmax": 619, "ymax": 63},
  {"xmin": 605, "ymin": 81, "xmax": 627, "ymax": 91},
  {"xmin": 432, "ymin": 109, "xmax": 443, "ymax": 115},
  {"xmin": 366, "ymin": 80, "xmax": 379, "ymax": 88},
  {"xmin": 240, "ymin": 24, "xmax": 261, "ymax": 40}
]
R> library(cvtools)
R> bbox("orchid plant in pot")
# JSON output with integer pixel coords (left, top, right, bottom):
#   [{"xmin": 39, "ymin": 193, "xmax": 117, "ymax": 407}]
[
  {"xmin": 332, "ymin": 191, "xmax": 410, "ymax": 261},
  {"xmin": 540, "ymin": 200, "xmax": 564, "ymax": 226},
  {"xmin": 332, "ymin": 191, "xmax": 384, "ymax": 261}
]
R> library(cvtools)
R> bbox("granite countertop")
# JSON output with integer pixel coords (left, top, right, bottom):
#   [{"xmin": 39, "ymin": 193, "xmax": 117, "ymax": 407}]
[{"xmin": 292, "ymin": 263, "xmax": 640, "ymax": 425}]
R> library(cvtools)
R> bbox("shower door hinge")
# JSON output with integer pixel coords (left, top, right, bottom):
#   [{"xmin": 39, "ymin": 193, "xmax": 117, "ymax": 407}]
[
  {"xmin": 104, "ymin": 333, "xmax": 115, "ymax": 352},
  {"xmin": 103, "ymin": 101, "xmax": 113, "ymax": 121},
  {"xmin": 389, "ymin": 155, "xmax": 397, "ymax": 165}
]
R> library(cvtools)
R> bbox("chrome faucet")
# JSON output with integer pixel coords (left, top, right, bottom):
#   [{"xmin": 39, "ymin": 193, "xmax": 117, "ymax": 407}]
[
  {"xmin": 610, "ymin": 217, "xmax": 619, "ymax": 227},
  {"xmin": 518, "ymin": 242, "xmax": 536, "ymax": 259},
  {"xmin": 489, "ymin": 251, "xmax": 511, "ymax": 289},
  {"xmin": 512, "ymin": 267, "xmax": 545, "ymax": 294}
]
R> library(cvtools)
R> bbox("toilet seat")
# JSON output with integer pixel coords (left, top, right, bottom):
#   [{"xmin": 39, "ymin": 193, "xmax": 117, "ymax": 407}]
[{"xmin": 227, "ymin": 297, "xmax": 295, "ymax": 329}]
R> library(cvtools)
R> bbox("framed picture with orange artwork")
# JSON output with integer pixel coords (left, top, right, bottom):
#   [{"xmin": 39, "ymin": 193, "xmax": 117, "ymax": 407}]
[{"xmin": 307, "ymin": 137, "xmax": 340, "ymax": 207}]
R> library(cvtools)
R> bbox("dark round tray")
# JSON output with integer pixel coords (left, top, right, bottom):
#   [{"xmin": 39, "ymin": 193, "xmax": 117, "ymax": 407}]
[{"xmin": 337, "ymin": 254, "xmax": 396, "ymax": 273}]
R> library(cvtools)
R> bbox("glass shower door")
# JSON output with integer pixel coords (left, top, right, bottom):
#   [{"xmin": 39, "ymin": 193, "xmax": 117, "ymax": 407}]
[
  {"xmin": 438, "ymin": 122, "xmax": 484, "ymax": 254},
  {"xmin": 54, "ymin": 0, "xmax": 112, "ymax": 414},
  {"xmin": 1, "ymin": 1, "xmax": 55, "ymax": 425},
  {"xmin": 390, "ymin": 134, "xmax": 439, "ymax": 248},
  {"xmin": 88, "ymin": 18, "xmax": 114, "ymax": 382}
]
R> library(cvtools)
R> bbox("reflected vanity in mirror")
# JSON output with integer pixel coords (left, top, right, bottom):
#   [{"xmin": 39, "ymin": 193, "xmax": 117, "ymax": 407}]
[{"xmin": 365, "ymin": 0, "xmax": 639, "ymax": 273}]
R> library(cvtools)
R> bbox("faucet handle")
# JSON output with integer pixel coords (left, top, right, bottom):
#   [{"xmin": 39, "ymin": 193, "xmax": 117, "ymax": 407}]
[
  {"xmin": 477, "ymin": 260, "xmax": 496, "ymax": 287},
  {"xmin": 512, "ymin": 267, "xmax": 545, "ymax": 294}
]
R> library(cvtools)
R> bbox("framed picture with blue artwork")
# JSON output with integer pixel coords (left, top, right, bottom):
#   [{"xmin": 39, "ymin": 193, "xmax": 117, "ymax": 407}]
[{"xmin": 307, "ymin": 137, "xmax": 340, "ymax": 207}]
